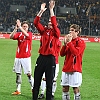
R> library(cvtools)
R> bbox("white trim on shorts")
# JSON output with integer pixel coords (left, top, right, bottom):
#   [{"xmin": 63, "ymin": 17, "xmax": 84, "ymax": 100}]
[
  {"xmin": 13, "ymin": 57, "xmax": 31, "ymax": 74},
  {"xmin": 61, "ymin": 71, "xmax": 82, "ymax": 87}
]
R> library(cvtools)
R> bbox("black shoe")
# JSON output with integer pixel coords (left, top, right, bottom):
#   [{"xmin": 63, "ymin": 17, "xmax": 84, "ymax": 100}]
[
  {"xmin": 51, "ymin": 95, "xmax": 54, "ymax": 100},
  {"xmin": 38, "ymin": 94, "xmax": 45, "ymax": 99}
]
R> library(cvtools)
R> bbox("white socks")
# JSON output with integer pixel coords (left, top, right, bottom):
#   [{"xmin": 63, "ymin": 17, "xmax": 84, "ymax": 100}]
[
  {"xmin": 74, "ymin": 92, "xmax": 81, "ymax": 100},
  {"xmin": 28, "ymin": 75, "xmax": 34, "ymax": 89},
  {"xmin": 62, "ymin": 92, "xmax": 70, "ymax": 100},
  {"xmin": 40, "ymin": 80, "xmax": 57, "ymax": 96},
  {"xmin": 16, "ymin": 84, "xmax": 21, "ymax": 92},
  {"xmin": 62, "ymin": 92, "xmax": 81, "ymax": 100},
  {"xmin": 41, "ymin": 80, "xmax": 46, "ymax": 94},
  {"xmin": 52, "ymin": 81, "xmax": 57, "ymax": 96}
]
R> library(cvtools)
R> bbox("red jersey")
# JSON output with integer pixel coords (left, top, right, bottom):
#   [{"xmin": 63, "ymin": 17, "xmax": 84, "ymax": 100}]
[
  {"xmin": 34, "ymin": 16, "xmax": 60, "ymax": 56},
  {"xmin": 60, "ymin": 37, "xmax": 86, "ymax": 73},
  {"xmin": 13, "ymin": 32, "xmax": 32, "ymax": 58},
  {"xmin": 55, "ymin": 39, "xmax": 61, "ymax": 64}
]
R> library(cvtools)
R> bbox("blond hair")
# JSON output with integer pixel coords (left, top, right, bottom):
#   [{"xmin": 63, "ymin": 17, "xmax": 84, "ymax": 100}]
[{"xmin": 21, "ymin": 21, "xmax": 30, "ymax": 27}]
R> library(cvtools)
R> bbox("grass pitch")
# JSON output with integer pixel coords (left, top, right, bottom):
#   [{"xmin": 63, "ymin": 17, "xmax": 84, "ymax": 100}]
[{"xmin": 0, "ymin": 39, "xmax": 100, "ymax": 100}]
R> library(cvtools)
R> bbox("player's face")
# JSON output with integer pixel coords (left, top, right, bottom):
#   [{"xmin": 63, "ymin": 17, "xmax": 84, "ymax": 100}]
[
  {"xmin": 22, "ymin": 24, "xmax": 29, "ymax": 32},
  {"xmin": 48, "ymin": 21, "xmax": 53, "ymax": 29},
  {"xmin": 69, "ymin": 28, "xmax": 78, "ymax": 39}
]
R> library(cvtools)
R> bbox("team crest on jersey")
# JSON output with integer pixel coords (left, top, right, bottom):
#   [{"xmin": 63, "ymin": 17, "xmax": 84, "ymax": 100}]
[{"xmin": 47, "ymin": 32, "xmax": 50, "ymax": 35}]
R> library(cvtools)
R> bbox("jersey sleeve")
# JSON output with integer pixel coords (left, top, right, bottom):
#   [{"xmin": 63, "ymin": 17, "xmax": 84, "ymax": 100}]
[
  {"xmin": 33, "ymin": 16, "xmax": 45, "ymax": 35},
  {"xmin": 51, "ymin": 16, "xmax": 60, "ymax": 38},
  {"xmin": 67, "ymin": 39, "xmax": 86, "ymax": 56},
  {"xmin": 60, "ymin": 45, "xmax": 69, "ymax": 57},
  {"xmin": 13, "ymin": 32, "xmax": 20, "ymax": 40},
  {"xmin": 25, "ymin": 32, "xmax": 32, "ymax": 40}
]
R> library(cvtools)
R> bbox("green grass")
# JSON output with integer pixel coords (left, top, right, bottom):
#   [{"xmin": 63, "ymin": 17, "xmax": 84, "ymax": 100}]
[{"xmin": 0, "ymin": 39, "xmax": 100, "ymax": 100}]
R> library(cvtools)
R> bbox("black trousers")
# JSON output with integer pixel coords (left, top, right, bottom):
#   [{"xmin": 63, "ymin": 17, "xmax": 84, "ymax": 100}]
[{"xmin": 32, "ymin": 54, "xmax": 56, "ymax": 100}]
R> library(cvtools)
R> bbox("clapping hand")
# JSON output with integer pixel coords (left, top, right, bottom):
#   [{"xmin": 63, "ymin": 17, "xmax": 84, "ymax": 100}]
[
  {"xmin": 64, "ymin": 34, "xmax": 72, "ymax": 45},
  {"xmin": 16, "ymin": 19, "xmax": 21, "ymax": 28},
  {"xmin": 41, "ymin": 3, "xmax": 47, "ymax": 12},
  {"xmin": 49, "ymin": 0, "xmax": 55, "ymax": 9}
]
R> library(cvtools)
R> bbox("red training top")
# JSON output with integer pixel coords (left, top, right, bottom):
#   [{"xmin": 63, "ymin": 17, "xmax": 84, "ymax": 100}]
[
  {"xmin": 60, "ymin": 37, "xmax": 86, "ymax": 73},
  {"xmin": 55, "ymin": 39, "xmax": 61, "ymax": 64},
  {"xmin": 34, "ymin": 16, "xmax": 60, "ymax": 56}
]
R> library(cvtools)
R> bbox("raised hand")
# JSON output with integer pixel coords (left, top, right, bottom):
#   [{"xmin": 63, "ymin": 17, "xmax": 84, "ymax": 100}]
[
  {"xmin": 66, "ymin": 34, "xmax": 72, "ymax": 42},
  {"xmin": 40, "ymin": 3, "xmax": 47, "ymax": 12},
  {"xmin": 16, "ymin": 19, "xmax": 21, "ymax": 28},
  {"xmin": 64, "ymin": 35, "xmax": 68, "ymax": 45},
  {"xmin": 37, "ymin": 3, "xmax": 47, "ymax": 17},
  {"xmin": 64, "ymin": 34, "xmax": 72, "ymax": 45},
  {"xmin": 49, "ymin": 0, "xmax": 55, "ymax": 9}
]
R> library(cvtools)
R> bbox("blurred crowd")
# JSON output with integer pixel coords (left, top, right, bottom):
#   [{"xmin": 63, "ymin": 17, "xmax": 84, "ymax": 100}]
[{"xmin": 0, "ymin": 0, "xmax": 100, "ymax": 36}]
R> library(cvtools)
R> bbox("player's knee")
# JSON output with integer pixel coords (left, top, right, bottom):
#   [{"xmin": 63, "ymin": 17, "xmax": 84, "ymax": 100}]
[
  {"xmin": 16, "ymin": 73, "xmax": 22, "ymax": 84},
  {"xmin": 73, "ymin": 87, "xmax": 80, "ymax": 94},
  {"xmin": 27, "ymin": 73, "xmax": 31, "ymax": 76},
  {"xmin": 62, "ymin": 86, "xmax": 69, "ymax": 92}
]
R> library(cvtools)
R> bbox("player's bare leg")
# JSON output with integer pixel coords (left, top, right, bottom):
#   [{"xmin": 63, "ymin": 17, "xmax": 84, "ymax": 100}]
[{"xmin": 73, "ymin": 87, "xmax": 81, "ymax": 100}]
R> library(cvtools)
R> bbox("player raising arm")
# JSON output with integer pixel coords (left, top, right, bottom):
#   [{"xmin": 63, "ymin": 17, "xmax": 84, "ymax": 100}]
[
  {"xmin": 10, "ymin": 19, "xmax": 34, "ymax": 95},
  {"xmin": 32, "ymin": 0, "xmax": 60, "ymax": 100}
]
